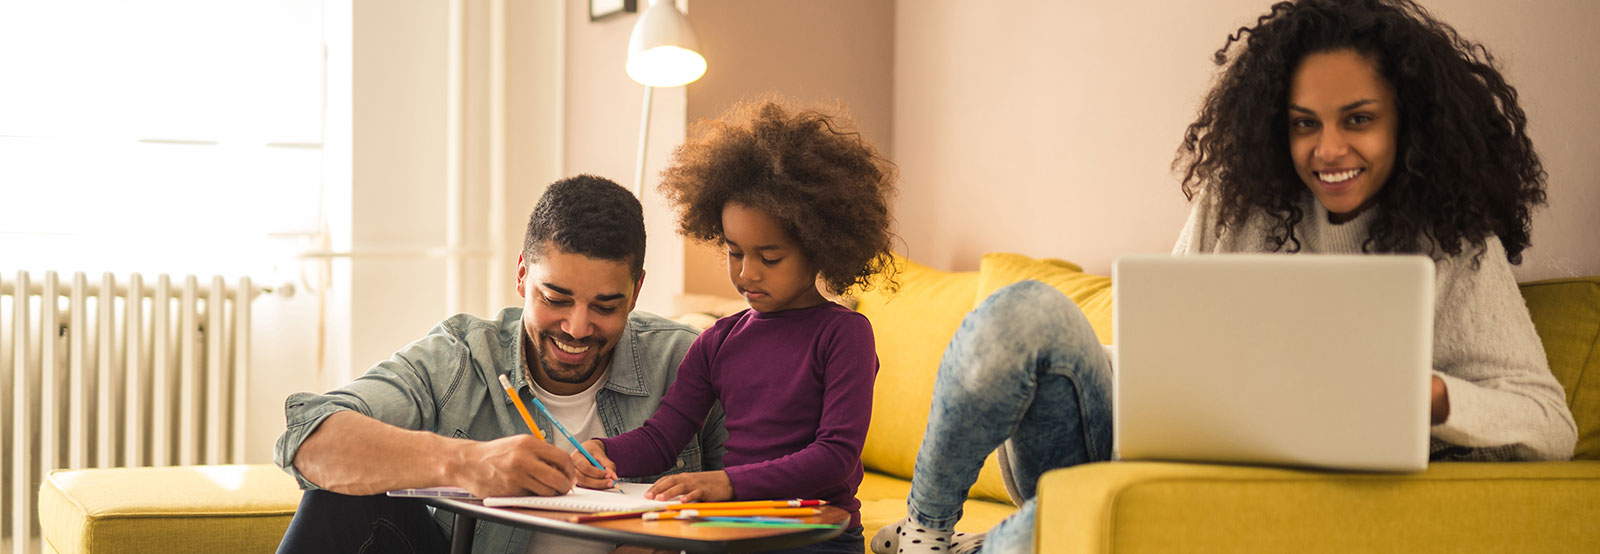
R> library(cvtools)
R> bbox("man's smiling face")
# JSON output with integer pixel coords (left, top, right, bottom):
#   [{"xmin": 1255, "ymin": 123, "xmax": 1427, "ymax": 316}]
[{"xmin": 516, "ymin": 241, "xmax": 643, "ymax": 395}]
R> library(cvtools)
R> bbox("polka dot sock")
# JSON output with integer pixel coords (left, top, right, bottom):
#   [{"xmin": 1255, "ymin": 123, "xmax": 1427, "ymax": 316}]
[{"xmin": 871, "ymin": 517, "xmax": 984, "ymax": 554}]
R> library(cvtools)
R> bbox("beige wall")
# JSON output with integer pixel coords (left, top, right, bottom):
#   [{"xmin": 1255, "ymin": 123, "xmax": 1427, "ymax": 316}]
[
  {"xmin": 682, "ymin": 0, "xmax": 896, "ymax": 297},
  {"xmin": 562, "ymin": 0, "xmax": 895, "ymax": 305},
  {"xmin": 562, "ymin": 0, "xmax": 689, "ymax": 317},
  {"xmin": 1424, "ymin": 1, "xmax": 1600, "ymax": 278},
  {"xmin": 893, "ymin": 0, "xmax": 1600, "ymax": 280}
]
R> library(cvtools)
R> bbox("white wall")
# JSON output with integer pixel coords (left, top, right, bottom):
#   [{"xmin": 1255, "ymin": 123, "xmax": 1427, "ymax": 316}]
[
  {"xmin": 244, "ymin": 0, "xmax": 563, "ymax": 463},
  {"xmin": 331, "ymin": 0, "xmax": 561, "ymax": 388},
  {"xmin": 893, "ymin": 0, "xmax": 1600, "ymax": 280},
  {"xmin": 246, "ymin": 287, "xmax": 320, "ymax": 463}
]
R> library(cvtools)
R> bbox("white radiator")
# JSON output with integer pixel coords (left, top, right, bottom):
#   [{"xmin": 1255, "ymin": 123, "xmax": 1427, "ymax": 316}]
[{"xmin": 1, "ymin": 271, "xmax": 253, "ymax": 554}]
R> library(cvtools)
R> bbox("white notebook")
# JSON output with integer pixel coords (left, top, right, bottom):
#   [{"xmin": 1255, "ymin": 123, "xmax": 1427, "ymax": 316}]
[{"xmin": 482, "ymin": 482, "xmax": 670, "ymax": 512}]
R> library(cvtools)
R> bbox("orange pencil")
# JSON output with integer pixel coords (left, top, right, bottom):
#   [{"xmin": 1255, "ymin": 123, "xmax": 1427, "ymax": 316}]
[
  {"xmin": 666, "ymin": 499, "xmax": 827, "ymax": 510},
  {"xmin": 498, "ymin": 374, "xmax": 547, "ymax": 441},
  {"xmin": 643, "ymin": 507, "xmax": 820, "ymax": 520},
  {"xmin": 568, "ymin": 508, "xmax": 662, "ymax": 523}
]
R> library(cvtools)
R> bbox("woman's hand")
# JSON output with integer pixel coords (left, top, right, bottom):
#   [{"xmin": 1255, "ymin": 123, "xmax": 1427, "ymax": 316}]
[
  {"xmin": 644, "ymin": 470, "xmax": 734, "ymax": 502},
  {"xmin": 1430, "ymin": 375, "xmax": 1450, "ymax": 425},
  {"xmin": 571, "ymin": 439, "xmax": 620, "ymax": 490}
]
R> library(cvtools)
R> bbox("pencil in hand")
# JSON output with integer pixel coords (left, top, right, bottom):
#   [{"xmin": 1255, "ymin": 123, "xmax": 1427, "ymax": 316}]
[
  {"xmin": 524, "ymin": 392, "xmax": 619, "ymax": 488},
  {"xmin": 498, "ymin": 374, "xmax": 547, "ymax": 442},
  {"xmin": 497, "ymin": 374, "xmax": 620, "ymax": 492}
]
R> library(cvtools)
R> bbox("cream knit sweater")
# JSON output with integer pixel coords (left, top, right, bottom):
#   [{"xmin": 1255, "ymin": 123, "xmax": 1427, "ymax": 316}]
[{"xmin": 1170, "ymin": 191, "xmax": 1577, "ymax": 461}]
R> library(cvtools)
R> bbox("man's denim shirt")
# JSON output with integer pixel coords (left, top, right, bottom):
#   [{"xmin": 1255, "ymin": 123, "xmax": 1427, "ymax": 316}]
[{"xmin": 273, "ymin": 307, "xmax": 726, "ymax": 553}]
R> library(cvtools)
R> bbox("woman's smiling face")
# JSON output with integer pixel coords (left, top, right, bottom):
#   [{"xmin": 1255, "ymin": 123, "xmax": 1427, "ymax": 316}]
[{"xmin": 1287, "ymin": 49, "xmax": 1400, "ymax": 223}]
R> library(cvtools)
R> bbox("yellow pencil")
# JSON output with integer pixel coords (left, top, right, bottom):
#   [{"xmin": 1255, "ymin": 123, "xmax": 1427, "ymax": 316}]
[
  {"xmin": 666, "ymin": 499, "xmax": 827, "ymax": 510},
  {"xmin": 498, "ymin": 374, "xmax": 547, "ymax": 442},
  {"xmin": 643, "ymin": 507, "xmax": 820, "ymax": 520}
]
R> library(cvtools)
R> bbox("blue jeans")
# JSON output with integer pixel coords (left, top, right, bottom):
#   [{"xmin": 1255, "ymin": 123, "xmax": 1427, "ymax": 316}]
[
  {"xmin": 907, "ymin": 281, "xmax": 1114, "ymax": 553},
  {"xmin": 770, "ymin": 526, "xmax": 865, "ymax": 553},
  {"xmin": 277, "ymin": 490, "xmax": 451, "ymax": 554}
]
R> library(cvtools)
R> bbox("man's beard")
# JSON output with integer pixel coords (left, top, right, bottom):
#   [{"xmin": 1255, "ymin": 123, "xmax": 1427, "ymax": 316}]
[{"xmin": 530, "ymin": 330, "xmax": 606, "ymax": 384}]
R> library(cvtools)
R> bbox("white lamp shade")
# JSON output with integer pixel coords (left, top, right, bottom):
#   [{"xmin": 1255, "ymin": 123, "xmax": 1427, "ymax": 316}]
[{"xmin": 626, "ymin": 0, "xmax": 706, "ymax": 87}]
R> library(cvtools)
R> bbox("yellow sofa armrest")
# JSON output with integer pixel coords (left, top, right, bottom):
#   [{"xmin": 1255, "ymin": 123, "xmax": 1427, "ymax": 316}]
[
  {"xmin": 1036, "ymin": 461, "xmax": 1600, "ymax": 554},
  {"xmin": 39, "ymin": 464, "xmax": 302, "ymax": 554}
]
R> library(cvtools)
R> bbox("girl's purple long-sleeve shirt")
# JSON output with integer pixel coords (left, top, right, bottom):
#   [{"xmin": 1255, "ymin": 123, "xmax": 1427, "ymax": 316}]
[{"xmin": 599, "ymin": 302, "xmax": 876, "ymax": 527}]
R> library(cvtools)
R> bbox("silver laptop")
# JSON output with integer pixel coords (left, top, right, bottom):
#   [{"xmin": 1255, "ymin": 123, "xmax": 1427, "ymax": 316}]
[{"xmin": 1112, "ymin": 254, "xmax": 1432, "ymax": 472}]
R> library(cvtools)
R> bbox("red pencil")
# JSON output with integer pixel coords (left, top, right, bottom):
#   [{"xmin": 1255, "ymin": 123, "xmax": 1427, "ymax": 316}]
[{"xmin": 567, "ymin": 508, "xmax": 661, "ymax": 523}]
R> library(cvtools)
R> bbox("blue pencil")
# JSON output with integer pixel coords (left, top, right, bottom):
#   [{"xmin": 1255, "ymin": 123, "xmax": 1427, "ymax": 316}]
[
  {"xmin": 524, "ymin": 394, "xmax": 611, "ymax": 475},
  {"xmin": 698, "ymin": 516, "xmax": 806, "ymax": 523}
]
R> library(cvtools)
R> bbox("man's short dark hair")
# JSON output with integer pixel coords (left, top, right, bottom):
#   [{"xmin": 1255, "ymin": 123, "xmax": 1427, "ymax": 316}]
[{"xmin": 523, "ymin": 175, "xmax": 646, "ymax": 281}]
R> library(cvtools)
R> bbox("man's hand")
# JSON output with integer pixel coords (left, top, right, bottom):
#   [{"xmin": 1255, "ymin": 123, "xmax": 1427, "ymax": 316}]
[
  {"xmin": 644, "ymin": 470, "xmax": 733, "ymax": 503},
  {"xmin": 293, "ymin": 411, "xmax": 576, "ymax": 497},
  {"xmin": 571, "ymin": 439, "xmax": 620, "ymax": 490},
  {"xmin": 454, "ymin": 434, "xmax": 576, "ymax": 498}
]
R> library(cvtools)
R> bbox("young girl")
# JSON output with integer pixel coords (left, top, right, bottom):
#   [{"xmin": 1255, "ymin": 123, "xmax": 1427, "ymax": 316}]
[
  {"xmin": 875, "ymin": 1, "xmax": 1578, "ymax": 553},
  {"xmin": 575, "ymin": 100, "xmax": 898, "ymax": 553}
]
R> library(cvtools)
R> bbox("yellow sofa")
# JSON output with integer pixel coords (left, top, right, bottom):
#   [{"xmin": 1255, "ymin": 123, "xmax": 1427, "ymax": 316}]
[
  {"xmin": 851, "ymin": 253, "xmax": 1600, "ymax": 553},
  {"xmin": 39, "ymin": 253, "xmax": 1599, "ymax": 553},
  {"xmin": 38, "ymin": 465, "xmax": 302, "ymax": 554}
]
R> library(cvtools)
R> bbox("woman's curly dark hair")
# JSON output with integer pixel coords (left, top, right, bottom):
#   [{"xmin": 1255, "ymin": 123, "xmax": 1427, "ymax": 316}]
[
  {"xmin": 1175, "ymin": 0, "xmax": 1545, "ymax": 264},
  {"xmin": 658, "ymin": 99, "xmax": 899, "ymax": 294}
]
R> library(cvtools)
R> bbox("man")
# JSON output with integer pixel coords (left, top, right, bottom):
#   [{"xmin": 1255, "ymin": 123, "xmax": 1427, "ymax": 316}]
[{"xmin": 273, "ymin": 175, "xmax": 725, "ymax": 553}]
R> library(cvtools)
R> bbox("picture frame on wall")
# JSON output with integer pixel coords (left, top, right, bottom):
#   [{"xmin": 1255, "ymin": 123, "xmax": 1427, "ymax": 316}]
[{"xmin": 589, "ymin": 0, "xmax": 637, "ymax": 21}]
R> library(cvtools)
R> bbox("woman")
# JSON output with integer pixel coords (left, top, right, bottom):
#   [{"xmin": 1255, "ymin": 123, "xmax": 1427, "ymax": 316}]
[{"xmin": 875, "ymin": 1, "xmax": 1577, "ymax": 553}]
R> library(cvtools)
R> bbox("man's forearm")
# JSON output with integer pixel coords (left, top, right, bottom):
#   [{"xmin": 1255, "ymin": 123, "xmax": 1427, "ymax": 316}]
[{"xmin": 294, "ymin": 410, "xmax": 463, "ymax": 495}]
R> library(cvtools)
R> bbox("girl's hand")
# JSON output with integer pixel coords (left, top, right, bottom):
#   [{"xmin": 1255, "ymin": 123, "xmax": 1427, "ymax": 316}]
[
  {"xmin": 571, "ymin": 439, "xmax": 620, "ymax": 490},
  {"xmin": 645, "ymin": 470, "xmax": 733, "ymax": 502}
]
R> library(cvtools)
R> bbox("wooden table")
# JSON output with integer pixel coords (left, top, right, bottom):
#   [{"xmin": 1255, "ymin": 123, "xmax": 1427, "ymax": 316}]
[{"xmin": 422, "ymin": 497, "xmax": 849, "ymax": 553}]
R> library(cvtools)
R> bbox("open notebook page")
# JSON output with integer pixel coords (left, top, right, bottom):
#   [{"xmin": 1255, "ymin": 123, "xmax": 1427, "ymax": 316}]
[{"xmin": 482, "ymin": 482, "xmax": 671, "ymax": 512}]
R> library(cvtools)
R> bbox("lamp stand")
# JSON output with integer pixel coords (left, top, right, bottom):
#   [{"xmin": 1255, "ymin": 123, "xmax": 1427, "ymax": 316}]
[{"xmin": 633, "ymin": 84, "xmax": 655, "ymax": 197}]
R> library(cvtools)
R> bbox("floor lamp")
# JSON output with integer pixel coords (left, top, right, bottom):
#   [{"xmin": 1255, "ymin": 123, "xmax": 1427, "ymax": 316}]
[{"xmin": 626, "ymin": 0, "xmax": 706, "ymax": 197}]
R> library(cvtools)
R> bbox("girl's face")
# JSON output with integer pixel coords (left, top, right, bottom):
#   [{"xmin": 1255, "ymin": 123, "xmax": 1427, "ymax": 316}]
[
  {"xmin": 721, "ymin": 202, "xmax": 827, "ymax": 313},
  {"xmin": 1287, "ymin": 49, "xmax": 1399, "ymax": 223}
]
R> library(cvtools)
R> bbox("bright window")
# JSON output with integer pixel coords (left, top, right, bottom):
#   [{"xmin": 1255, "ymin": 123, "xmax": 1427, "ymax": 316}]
[{"xmin": 0, "ymin": 0, "xmax": 325, "ymax": 278}]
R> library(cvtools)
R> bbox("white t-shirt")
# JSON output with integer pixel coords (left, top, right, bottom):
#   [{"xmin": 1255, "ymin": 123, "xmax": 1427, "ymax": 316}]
[
  {"xmin": 530, "ymin": 376, "xmax": 609, "ymax": 455},
  {"xmin": 524, "ymin": 376, "xmax": 613, "ymax": 554}
]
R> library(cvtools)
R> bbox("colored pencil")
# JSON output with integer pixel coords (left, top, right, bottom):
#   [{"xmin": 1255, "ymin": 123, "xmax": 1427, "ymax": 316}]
[
  {"xmin": 497, "ymin": 374, "xmax": 621, "ymax": 493},
  {"xmin": 524, "ymin": 390, "xmax": 610, "ymax": 474},
  {"xmin": 690, "ymin": 522, "xmax": 840, "ymax": 529},
  {"xmin": 498, "ymin": 374, "xmax": 547, "ymax": 442},
  {"xmin": 666, "ymin": 499, "xmax": 826, "ymax": 510},
  {"xmin": 567, "ymin": 508, "xmax": 662, "ymax": 523},
  {"xmin": 698, "ymin": 516, "xmax": 805, "ymax": 523},
  {"xmin": 643, "ymin": 507, "xmax": 820, "ymax": 520}
]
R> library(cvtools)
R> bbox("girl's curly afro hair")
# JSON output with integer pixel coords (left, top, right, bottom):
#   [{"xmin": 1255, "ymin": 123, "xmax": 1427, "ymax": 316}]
[
  {"xmin": 658, "ymin": 99, "xmax": 898, "ymax": 294},
  {"xmin": 1175, "ymin": 0, "xmax": 1546, "ymax": 264}
]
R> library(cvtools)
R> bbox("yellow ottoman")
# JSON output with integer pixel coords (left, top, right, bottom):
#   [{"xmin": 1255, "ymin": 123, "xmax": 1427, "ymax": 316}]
[{"xmin": 38, "ymin": 464, "xmax": 302, "ymax": 554}]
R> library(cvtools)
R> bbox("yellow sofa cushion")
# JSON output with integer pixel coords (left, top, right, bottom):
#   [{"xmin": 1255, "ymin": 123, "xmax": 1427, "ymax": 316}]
[
  {"xmin": 855, "ymin": 256, "xmax": 1013, "ymax": 504},
  {"xmin": 1036, "ymin": 460, "xmax": 1600, "ymax": 554},
  {"xmin": 857, "ymin": 472, "xmax": 1015, "ymax": 540},
  {"xmin": 1519, "ymin": 276, "xmax": 1600, "ymax": 460},
  {"xmin": 38, "ymin": 464, "xmax": 302, "ymax": 554},
  {"xmin": 975, "ymin": 253, "xmax": 1114, "ymax": 345}
]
